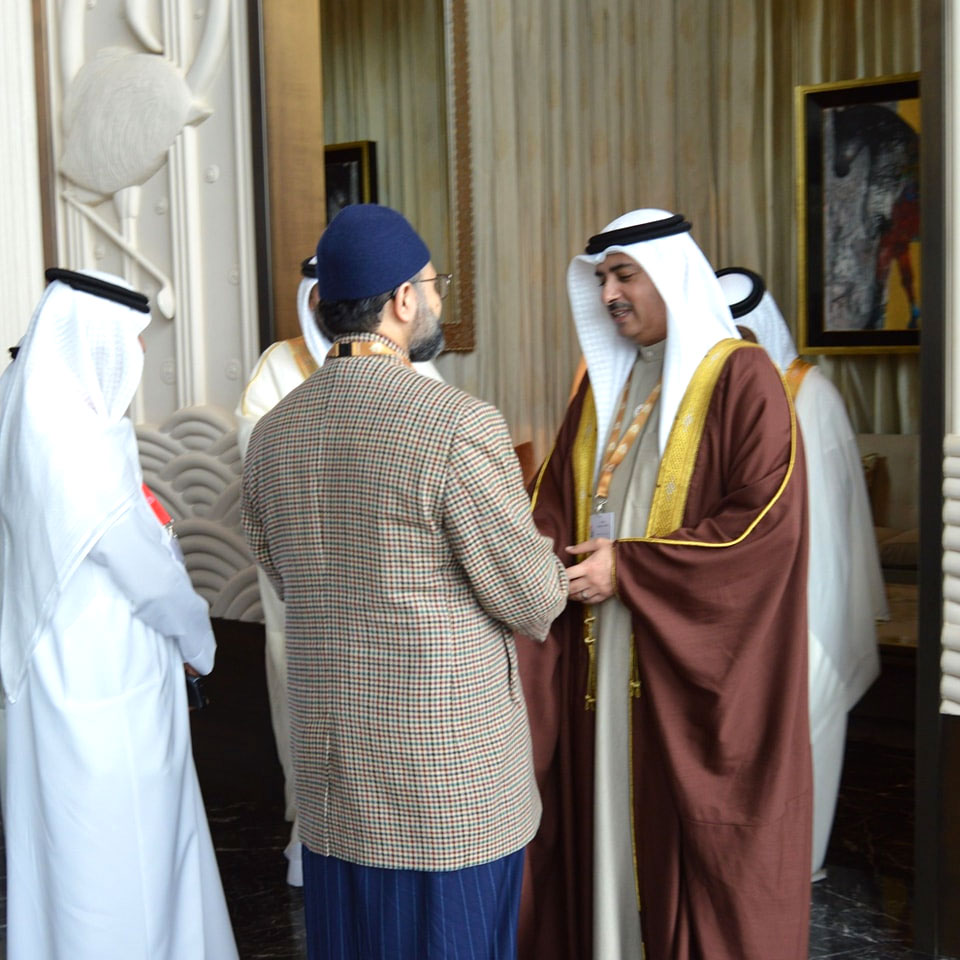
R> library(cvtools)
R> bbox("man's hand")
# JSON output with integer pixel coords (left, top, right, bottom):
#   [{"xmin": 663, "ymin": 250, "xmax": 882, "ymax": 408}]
[{"xmin": 565, "ymin": 538, "xmax": 615, "ymax": 605}]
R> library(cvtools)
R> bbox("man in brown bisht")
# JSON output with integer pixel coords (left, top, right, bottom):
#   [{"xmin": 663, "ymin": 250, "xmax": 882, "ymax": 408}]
[{"xmin": 518, "ymin": 208, "xmax": 812, "ymax": 960}]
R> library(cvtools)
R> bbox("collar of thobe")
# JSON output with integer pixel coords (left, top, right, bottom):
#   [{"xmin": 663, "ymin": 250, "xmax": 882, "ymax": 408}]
[
  {"xmin": 639, "ymin": 338, "xmax": 666, "ymax": 363},
  {"xmin": 327, "ymin": 332, "xmax": 413, "ymax": 368},
  {"xmin": 567, "ymin": 209, "xmax": 740, "ymax": 478}
]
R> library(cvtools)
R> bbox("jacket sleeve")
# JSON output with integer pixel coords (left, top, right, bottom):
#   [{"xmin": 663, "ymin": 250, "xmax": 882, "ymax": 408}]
[
  {"xmin": 89, "ymin": 495, "xmax": 216, "ymax": 674},
  {"xmin": 442, "ymin": 402, "xmax": 568, "ymax": 638},
  {"xmin": 527, "ymin": 378, "xmax": 589, "ymax": 555},
  {"xmin": 240, "ymin": 428, "xmax": 285, "ymax": 601}
]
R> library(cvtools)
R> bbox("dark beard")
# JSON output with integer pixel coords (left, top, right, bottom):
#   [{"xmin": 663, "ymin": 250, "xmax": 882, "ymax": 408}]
[
  {"xmin": 408, "ymin": 292, "xmax": 445, "ymax": 361},
  {"xmin": 409, "ymin": 322, "xmax": 445, "ymax": 362}
]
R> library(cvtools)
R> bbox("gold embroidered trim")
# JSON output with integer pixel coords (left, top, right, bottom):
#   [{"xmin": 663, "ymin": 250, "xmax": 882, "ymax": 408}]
[
  {"xmin": 645, "ymin": 339, "xmax": 751, "ymax": 538},
  {"xmin": 572, "ymin": 386, "xmax": 597, "ymax": 548},
  {"xmin": 582, "ymin": 610, "xmax": 597, "ymax": 711},
  {"xmin": 629, "ymin": 650, "xmax": 642, "ymax": 914},
  {"xmin": 529, "ymin": 449, "xmax": 553, "ymax": 512},
  {"xmin": 783, "ymin": 357, "xmax": 813, "ymax": 401},
  {"xmin": 620, "ymin": 341, "xmax": 798, "ymax": 550},
  {"xmin": 570, "ymin": 388, "xmax": 600, "ymax": 710},
  {"xmin": 288, "ymin": 336, "xmax": 319, "ymax": 379},
  {"xmin": 529, "ymin": 387, "xmax": 601, "ymax": 710}
]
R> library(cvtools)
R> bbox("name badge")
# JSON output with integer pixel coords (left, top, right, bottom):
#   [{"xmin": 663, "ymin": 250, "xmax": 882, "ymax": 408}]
[{"xmin": 590, "ymin": 511, "xmax": 616, "ymax": 541}]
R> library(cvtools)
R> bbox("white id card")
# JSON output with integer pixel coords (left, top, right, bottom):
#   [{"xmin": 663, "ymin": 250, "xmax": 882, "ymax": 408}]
[{"xmin": 590, "ymin": 511, "xmax": 615, "ymax": 540}]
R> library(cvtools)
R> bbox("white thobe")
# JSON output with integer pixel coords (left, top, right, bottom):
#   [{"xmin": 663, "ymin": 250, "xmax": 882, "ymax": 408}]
[
  {"xmin": 796, "ymin": 367, "xmax": 886, "ymax": 874},
  {"xmin": 593, "ymin": 344, "xmax": 663, "ymax": 960},
  {"xmin": 5, "ymin": 497, "xmax": 237, "ymax": 960}
]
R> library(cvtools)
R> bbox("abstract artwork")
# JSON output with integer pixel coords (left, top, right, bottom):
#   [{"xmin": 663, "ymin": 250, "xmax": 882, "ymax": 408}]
[{"xmin": 796, "ymin": 74, "xmax": 920, "ymax": 353}]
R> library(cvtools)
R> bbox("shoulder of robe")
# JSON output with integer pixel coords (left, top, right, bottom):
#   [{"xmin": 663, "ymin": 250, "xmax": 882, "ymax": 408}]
[{"xmin": 720, "ymin": 340, "xmax": 792, "ymax": 405}]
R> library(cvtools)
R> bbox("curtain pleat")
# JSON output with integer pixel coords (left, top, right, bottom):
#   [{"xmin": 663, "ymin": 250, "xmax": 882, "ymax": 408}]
[{"xmin": 320, "ymin": 0, "xmax": 920, "ymax": 454}]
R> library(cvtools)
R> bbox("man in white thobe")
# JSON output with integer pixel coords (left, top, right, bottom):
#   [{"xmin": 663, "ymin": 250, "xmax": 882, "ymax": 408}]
[
  {"xmin": 236, "ymin": 253, "xmax": 442, "ymax": 885},
  {"xmin": 0, "ymin": 269, "xmax": 237, "ymax": 959},
  {"xmin": 717, "ymin": 266, "xmax": 888, "ymax": 877}
]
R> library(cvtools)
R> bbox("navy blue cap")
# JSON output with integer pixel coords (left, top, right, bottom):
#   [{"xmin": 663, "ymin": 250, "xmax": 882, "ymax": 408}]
[{"xmin": 316, "ymin": 204, "xmax": 430, "ymax": 301}]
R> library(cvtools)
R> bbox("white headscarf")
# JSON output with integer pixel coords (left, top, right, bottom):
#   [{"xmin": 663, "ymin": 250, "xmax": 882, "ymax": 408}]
[
  {"xmin": 567, "ymin": 208, "xmax": 740, "ymax": 477},
  {"xmin": 297, "ymin": 255, "xmax": 330, "ymax": 365},
  {"xmin": 0, "ymin": 272, "xmax": 151, "ymax": 701},
  {"xmin": 716, "ymin": 268, "xmax": 798, "ymax": 373}
]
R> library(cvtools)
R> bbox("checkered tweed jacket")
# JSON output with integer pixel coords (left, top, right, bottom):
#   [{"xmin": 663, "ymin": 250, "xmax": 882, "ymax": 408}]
[{"xmin": 241, "ymin": 338, "xmax": 568, "ymax": 871}]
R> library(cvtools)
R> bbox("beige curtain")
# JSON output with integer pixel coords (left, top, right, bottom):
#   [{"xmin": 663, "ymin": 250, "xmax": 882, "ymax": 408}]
[
  {"xmin": 455, "ymin": 0, "xmax": 920, "ymax": 454},
  {"xmin": 320, "ymin": 0, "xmax": 920, "ymax": 454},
  {"xmin": 321, "ymin": 0, "xmax": 451, "ymax": 294}
]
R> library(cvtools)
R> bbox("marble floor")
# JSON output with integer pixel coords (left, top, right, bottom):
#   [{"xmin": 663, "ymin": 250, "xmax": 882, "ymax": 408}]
[{"xmin": 0, "ymin": 621, "xmax": 927, "ymax": 958}]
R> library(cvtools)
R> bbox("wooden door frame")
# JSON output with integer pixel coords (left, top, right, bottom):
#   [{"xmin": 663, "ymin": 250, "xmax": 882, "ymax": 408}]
[
  {"xmin": 252, "ymin": 0, "xmax": 474, "ymax": 351},
  {"xmin": 915, "ymin": 0, "xmax": 960, "ymax": 954},
  {"xmin": 250, "ymin": 1, "xmax": 325, "ymax": 346}
]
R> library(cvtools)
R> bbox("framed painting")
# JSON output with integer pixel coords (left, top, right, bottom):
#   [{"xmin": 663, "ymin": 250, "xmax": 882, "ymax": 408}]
[
  {"xmin": 795, "ymin": 73, "xmax": 920, "ymax": 353},
  {"xmin": 324, "ymin": 141, "xmax": 378, "ymax": 223}
]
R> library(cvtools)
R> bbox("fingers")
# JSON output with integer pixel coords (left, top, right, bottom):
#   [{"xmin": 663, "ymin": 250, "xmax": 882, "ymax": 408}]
[
  {"xmin": 565, "ymin": 537, "xmax": 610, "ymax": 555},
  {"xmin": 565, "ymin": 539, "xmax": 615, "ymax": 605}
]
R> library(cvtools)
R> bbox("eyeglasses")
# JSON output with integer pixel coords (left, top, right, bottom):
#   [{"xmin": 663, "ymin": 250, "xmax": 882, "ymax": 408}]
[{"xmin": 410, "ymin": 273, "xmax": 453, "ymax": 300}]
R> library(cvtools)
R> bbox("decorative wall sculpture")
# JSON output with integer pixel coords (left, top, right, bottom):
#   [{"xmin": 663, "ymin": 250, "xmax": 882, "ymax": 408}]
[
  {"xmin": 30, "ymin": 0, "xmax": 263, "ymax": 619},
  {"xmin": 57, "ymin": 0, "xmax": 228, "ymax": 318},
  {"xmin": 137, "ymin": 407, "xmax": 261, "ymax": 622},
  {"xmin": 38, "ymin": 0, "xmax": 260, "ymax": 421}
]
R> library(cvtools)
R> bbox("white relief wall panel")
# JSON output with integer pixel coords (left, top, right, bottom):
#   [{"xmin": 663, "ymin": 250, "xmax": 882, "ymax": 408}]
[
  {"xmin": 0, "ymin": 5, "xmax": 45, "ymax": 371},
  {"xmin": 34, "ymin": 0, "xmax": 262, "ymax": 619},
  {"xmin": 137, "ymin": 408, "xmax": 261, "ymax": 623},
  {"xmin": 42, "ymin": 0, "xmax": 259, "ymax": 423}
]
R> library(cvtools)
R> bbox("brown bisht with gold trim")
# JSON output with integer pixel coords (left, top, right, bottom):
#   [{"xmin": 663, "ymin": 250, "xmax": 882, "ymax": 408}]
[{"xmin": 518, "ymin": 340, "xmax": 812, "ymax": 960}]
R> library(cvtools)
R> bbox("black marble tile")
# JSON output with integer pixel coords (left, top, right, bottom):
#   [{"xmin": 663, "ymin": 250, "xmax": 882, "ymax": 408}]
[
  {"xmin": 807, "ymin": 732, "xmax": 923, "ymax": 960},
  {"xmin": 206, "ymin": 800, "xmax": 306, "ymax": 958}
]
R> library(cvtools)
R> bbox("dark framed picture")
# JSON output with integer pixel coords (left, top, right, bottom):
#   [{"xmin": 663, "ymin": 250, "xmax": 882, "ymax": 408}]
[
  {"xmin": 795, "ymin": 73, "xmax": 920, "ymax": 354},
  {"xmin": 324, "ymin": 141, "xmax": 378, "ymax": 223}
]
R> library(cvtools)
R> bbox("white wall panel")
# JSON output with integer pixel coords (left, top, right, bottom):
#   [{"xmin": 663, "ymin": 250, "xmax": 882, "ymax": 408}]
[
  {"xmin": 40, "ymin": 0, "xmax": 258, "ymax": 424},
  {"xmin": 0, "ymin": 6, "xmax": 45, "ymax": 369},
  {"xmin": 25, "ymin": 0, "xmax": 260, "ymax": 619}
]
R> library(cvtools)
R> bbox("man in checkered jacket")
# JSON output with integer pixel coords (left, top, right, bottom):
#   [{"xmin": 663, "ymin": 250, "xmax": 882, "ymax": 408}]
[{"xmin": 241, "ymin": 204, "xmax": 568, "ymax": 960}]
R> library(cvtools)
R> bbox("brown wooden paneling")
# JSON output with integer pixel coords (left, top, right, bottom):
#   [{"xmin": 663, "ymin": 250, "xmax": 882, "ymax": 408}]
[
  {"xmin": 941, "ymin": 716, "xmax": 960, "ymax": 956},
  {"xmin": 260, "ymin": 1, "xmax": 325, "ymax": 342},
  {"xmin": 915, "ymin": 0, "xmax": 950, "ymax": 954}
]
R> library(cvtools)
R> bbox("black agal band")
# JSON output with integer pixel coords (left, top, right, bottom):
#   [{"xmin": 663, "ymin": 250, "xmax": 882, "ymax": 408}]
[
  {"xmin": 45, "ymin": 268, "xmax": 150, "ymax": 314},
  {"xmin": 585, "ymin": 214, "xmax": 692, "ymax": 254},
  {"xmin": 300, "ymin": 256, "xmax": 318, "ymax": 279},
  {"xmin": 716, "ymin": 267, "xmax": 766, "ymax": 318}
]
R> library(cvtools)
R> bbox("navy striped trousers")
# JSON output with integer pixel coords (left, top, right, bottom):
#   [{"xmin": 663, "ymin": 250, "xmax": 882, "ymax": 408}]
[{"xmin": 302, "ymin": 845, "xmax": 525, "ymax": 959}]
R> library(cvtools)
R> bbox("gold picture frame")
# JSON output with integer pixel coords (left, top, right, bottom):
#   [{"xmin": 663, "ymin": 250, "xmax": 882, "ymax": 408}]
[{"xmin": 795, "ymin": 72, "xmax": 920, "ymax": 354}]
